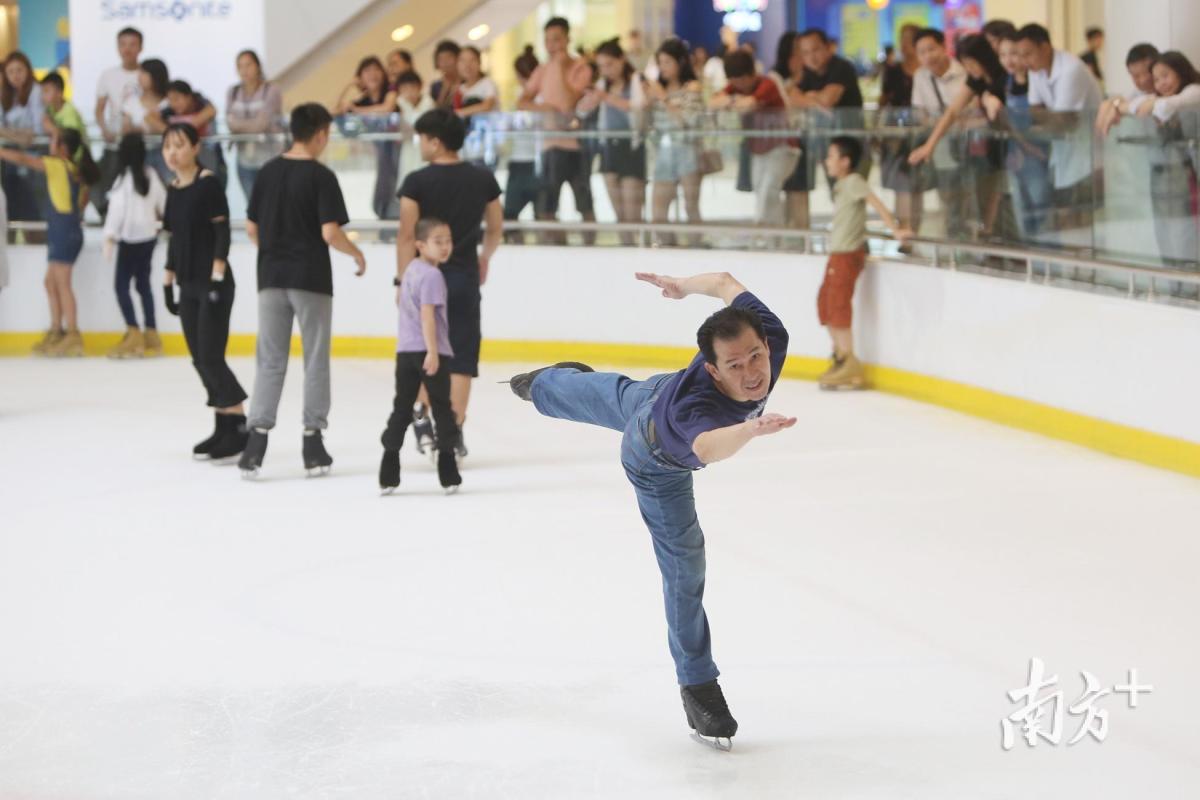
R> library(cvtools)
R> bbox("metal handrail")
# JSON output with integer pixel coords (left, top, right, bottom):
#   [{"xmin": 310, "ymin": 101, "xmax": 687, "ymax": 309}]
[{"xmin": 9, "ymin": 218, "xmax": 1198, "ymax": 295}]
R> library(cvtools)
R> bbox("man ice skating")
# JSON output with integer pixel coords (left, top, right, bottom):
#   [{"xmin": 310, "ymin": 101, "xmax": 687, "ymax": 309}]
[
  {"xmin": 238, "ymin": 103, "xmax": 365, "ymax": 477},
  {"xmin": 509, "ymin": 271, "xmax": 794, "ymax": 750}
]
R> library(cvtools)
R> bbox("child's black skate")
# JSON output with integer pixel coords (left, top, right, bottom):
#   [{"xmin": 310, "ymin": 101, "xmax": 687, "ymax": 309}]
[
  {"xmin": 437, "ymin": 449, "xmax": 462, "ymax": 494},
  {"xmin": 379, "ymin": 450, "xmax": 400, "ymax": 494},
  {"xmin": 208, "ymin": 414, "xmax": 248, "ymax": 464},
  {"xmin": 452, "ymin": 430, "xmax": 468, "ymax": 461},
  {"xmin": 192, "ymin": 412, "xmax": 223, "ymax": 460},
  {"xmin": 302, "ymin": 429, "xmax": 333, "ymax": 477},
  {"xmin": 507, "ymin": 362, "xmax": 595, "ymax": 401},
  {"xmin": 680, "ymin": 679, "xmax": 738, "ymax": 752},
  {"xmin": 412, "ymin": 404, "xmax": 436, "ymax": 459},
  {"xmin": 238, "ymin": 428, "xmax": 269, "ymax": 478}
]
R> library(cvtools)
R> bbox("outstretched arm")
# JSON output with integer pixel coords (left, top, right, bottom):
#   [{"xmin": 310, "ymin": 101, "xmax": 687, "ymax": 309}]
[
  {"xmin": 693, "ymin": 413, "xmax": 797, "ymax": 465},
  {"xmin": 635, "ymin": 271, "xmax": 746, "ymax": 305}
]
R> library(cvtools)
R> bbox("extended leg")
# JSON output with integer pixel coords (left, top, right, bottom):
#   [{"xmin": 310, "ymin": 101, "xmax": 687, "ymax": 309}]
[{"xmin": 528, "ymin": 368, "xmax": 663, "ymax": 432}]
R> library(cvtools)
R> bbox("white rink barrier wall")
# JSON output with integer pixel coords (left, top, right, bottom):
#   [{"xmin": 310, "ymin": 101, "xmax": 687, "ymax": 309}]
[{"xmin": 1, "ymin": 239, "xmax": 1197, "ymax": 476}]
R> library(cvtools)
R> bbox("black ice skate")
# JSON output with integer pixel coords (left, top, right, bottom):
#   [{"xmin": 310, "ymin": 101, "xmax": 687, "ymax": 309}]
[
  {"xmin": 437, "ymin": 448, "xmax": 462, "ymax": 494},
  {"xmin": 238, "ymin": 428, "xmax": 269, "ymax": 478},
  {"xmin": 208, "ymin": 414, "xmax": 248, "ymax": 464},
  {"xmin": 192, "ymin": 412, "xmax": 224, "ymax": 460},
  {"xmin": 302, "ymin": 429, "xmax": 333, "ymax": 477},
  {"xmin": 506, "ymin": 362, "xmax": 595, "ymax": 401},
  {"xmin": 412, "ymin": 404, "xmax": 436, "ymax": 459},
  {"xmin": 680, "ymin": 680, "xmax": 738, "ymax": 752},
  {"xmin": 379, "ymin": 449, "xmax": 400, "ymax": 494},
  {"xmin": 452, "ymin": 429, "xmax": 468, "ymax": 461}
]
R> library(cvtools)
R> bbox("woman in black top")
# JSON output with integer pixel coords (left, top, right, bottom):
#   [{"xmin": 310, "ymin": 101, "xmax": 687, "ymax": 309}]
[
  {"xmin": 161, "ymin": 122, "xmax": 249, "ymax": 461},
  {"xmin": 908, "ymin": 35, "xmax": 1009, "ymax": 237},
  {"xmin": 334, "ymin": 56, "xmax": 400, "ymax": 221},
  {"xmin": 909, "ymin": 34, "xmax": 1007, "ymax": 166}
]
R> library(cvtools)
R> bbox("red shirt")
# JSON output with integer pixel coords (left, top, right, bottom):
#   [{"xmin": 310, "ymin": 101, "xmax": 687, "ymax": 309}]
[{"xmin": 723, "ymin": 77, "xmax": 792, "ymax": 154}]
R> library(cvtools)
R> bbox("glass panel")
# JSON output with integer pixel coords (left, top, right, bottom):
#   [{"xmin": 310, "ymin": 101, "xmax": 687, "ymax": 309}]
[{"xmin": 2, "ymin": 105, "xmax": 1197, "ymax": 302}]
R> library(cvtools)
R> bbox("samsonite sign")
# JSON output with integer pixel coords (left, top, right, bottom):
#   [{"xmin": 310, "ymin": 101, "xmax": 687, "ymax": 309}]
[{"xmin": 69, "ymin": 0, "xmax": 264, "ymax": 123}]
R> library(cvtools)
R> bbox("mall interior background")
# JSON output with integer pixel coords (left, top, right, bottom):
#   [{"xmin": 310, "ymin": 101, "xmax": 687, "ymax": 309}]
[{"xmin": 5, "ymin": 0, "xmax": 1198, "ymax": 118}]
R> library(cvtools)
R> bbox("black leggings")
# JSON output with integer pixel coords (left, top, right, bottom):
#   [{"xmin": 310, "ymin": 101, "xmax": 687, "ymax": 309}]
[
  {"xmin": 115, "ymin": 240, "xmax": 156, "ymax": 328},
  {"xmin": 179, "ymin": 281, "xmax": 247, "ymax": 409},
  {"xmin": 381, "ymin": 352, "xmax": 458, "ymax": 452}
]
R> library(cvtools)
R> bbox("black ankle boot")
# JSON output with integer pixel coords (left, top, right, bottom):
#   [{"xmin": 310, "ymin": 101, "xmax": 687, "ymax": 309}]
[
  {"xmin": 379, "ymin": 450, "xmax": 400, "ymax": 492},
  {"xmin": 208, "ymin": 414, "xmax": 248, "ymax": 463},
  {"xmin": 508, "ymin": 362, "xmax": 595, "ymax": 401},
  {"xmin": 192, "ymin": 412, "xmax": 224, "ymax": 460}
]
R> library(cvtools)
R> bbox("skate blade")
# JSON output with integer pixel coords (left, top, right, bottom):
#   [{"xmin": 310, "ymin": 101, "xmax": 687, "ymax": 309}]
[
  {"xmin": 443, "ymin": 485, "xmax": 460, "ymax": 495},
  {"xmin": 209, "ymin": 454, "xmax": 242, "ymax": 466},
  {"xmin": 690, "ymin": 732, "xmax": 733, "ymax": 752},
  {"xmin": 818, "ymin": 381, "xmax": 866, "ymax": 392},
  {"xmin": 306, "ymin": 465, "xmax": 332, "ymax": 478},
  {"xmin": 380, "ymin": 486, "xmax": 397, "ymax": 496},
  {"xmin": 192, "ymin": 453, "xmax": 212, "ymax": 461},
  {"xmin": 239, "ymin": 468, "xmax": 260, "ymax": 480}
]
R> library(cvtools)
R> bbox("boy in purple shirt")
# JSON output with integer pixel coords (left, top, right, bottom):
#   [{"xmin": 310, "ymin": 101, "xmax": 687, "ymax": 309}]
[
  {"xmin": 507, "ymin": 272, "xmax": 795, "ymax": 750},
  {"xmin": 379, "ymin": 218, "xmax": 462, "ymax": 493}
]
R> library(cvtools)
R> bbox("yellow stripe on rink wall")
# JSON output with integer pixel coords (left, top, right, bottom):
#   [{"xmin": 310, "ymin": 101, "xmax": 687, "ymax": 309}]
[{"xmin": 2, "ymin": 332, "xmax": 1198, "ymax": 479}]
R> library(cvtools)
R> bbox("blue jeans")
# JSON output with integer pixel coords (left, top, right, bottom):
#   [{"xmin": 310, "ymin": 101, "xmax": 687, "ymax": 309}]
[
  {"xmin": 531, "ymin": 368, "xmax": 719, "ymax": 686},
  {"xmin": 236, "ymin": 162, "xmax": 260, "ymax": 212},
  {"xmin": 115, "ymin": 240, "xmax": 156, "ymax": 328}
]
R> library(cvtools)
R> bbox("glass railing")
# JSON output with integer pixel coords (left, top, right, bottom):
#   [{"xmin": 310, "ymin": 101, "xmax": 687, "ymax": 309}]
[{"xmin": 2, "ymin": 106, "xmax": 1198, "ymax": 300}]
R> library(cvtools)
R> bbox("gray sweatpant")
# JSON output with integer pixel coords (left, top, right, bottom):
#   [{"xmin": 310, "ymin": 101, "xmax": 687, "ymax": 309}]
[{"xmin": 247, "ymin": 288, "xmax": 333, "ymax": 431}]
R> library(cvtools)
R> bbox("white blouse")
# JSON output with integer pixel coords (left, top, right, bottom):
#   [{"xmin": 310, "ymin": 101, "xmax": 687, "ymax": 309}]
[{"xmin": 103, "ymin": 168, "xmax": 166, "ymax": 244}]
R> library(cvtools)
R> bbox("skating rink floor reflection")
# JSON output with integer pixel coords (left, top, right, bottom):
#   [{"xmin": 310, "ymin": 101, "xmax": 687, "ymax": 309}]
[{"xmin": 2, "ymin": 357, "xmax": 1198, "ymax": 799}]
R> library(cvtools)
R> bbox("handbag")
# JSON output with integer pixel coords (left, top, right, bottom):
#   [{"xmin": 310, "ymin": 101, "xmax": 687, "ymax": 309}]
[{"xmin": 698, "ymin": 148, "xmax": 724, "ymax": 176}]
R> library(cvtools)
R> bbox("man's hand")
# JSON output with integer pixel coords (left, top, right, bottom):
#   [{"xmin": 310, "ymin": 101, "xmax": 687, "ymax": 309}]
[
  {"xmin": 749, "ymin": 413, "xmax": 797, "ymax": 437},
  {"xmin": 423, "ymin": 351, "xmax": 440, "ymax": 376},
  {"xmin": 635, "ymin": 272, "xmax": 686, "ymax": 299},
  {"xmin": 479, "ymin": 254, "xmax": 490, "ymax": 286},
  {"xmin": 353, "ymin": 249, "xmax": 367, "ymax": 276},
  {"xmin": 892, "ymin": 226, "xmax": 915, "ymax": 244},
  {"xmin": 102, "ymin": 238, "xmax": 116, "ymax": 263}
]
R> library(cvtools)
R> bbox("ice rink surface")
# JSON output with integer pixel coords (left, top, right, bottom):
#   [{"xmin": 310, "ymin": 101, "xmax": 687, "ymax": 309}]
[{"xmin": 2, "ymin": 356, "xmax": 1198, "ymax": 799}]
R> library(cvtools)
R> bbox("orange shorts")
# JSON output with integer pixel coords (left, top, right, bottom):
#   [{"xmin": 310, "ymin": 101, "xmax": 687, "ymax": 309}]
[{"xmin": 817, "ymin": 250, "xmax": 866, "ymax": 328}]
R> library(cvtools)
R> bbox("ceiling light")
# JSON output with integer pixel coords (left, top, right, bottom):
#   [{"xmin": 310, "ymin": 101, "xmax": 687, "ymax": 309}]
[
  {"xmin": 467, "ymin": 24, "xmax": 490, "ymax": 41},
  {"xmin": 391, "ymin": 25, "xmax": 414, "ymax": 42}
]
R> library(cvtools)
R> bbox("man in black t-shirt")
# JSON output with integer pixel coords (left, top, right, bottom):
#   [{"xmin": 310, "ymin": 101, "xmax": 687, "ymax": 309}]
[
  {"xmin": 793, "ymin": 29, "xmax": 870, "ymax": 193},
  {"xmin": 396, "ymin": 109, "xmax": 502, "ymax": 457},
  {"xmin": 240, "ymin": 103, "xmax": 367, "ymax": 477}
]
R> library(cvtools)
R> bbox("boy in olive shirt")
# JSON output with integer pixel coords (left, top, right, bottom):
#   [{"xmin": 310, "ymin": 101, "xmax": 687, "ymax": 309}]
[{"xmin": 818, "ymin": 136, "xmax": 911, "ymax": 390}]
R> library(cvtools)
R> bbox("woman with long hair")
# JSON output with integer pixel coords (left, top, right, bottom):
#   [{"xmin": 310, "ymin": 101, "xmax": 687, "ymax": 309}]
[
  {"xmin": 767, "ymin": 30, "xmax": 814, "ymax": 228},
  {"xmin": 226, "ymin": 49, "xmax": 283, "ymax": 206},
  {"xmin": 103, "ymin": 133, "xmax": 166, "ymax": 358},
  {"xmin": 0, "ymin": 128, "xmax": 100, "ymax": 356},
  {"xmin": 1136, "ymin": 51, "xmax": 1200, "ymax": 274},
  {"xmin": 160, "ymin": 122, "xmax": 249, "ymax": 461},
  {"xmin": 120, "ymin": 58, "xmax": 171, "ymax": 181},
  {"xmin": 0, "ymin": 52, "xmax": 47, "ymax": 234},
  {"xmin": 122, "ymin": 58, "xmax": 169, "ymax": 133},
  {"xmin": 909, "ymin": 34, "xmax": 1008, "ymax": 238},
  {"xmin": 335, "ymin": 56, "xmax": 401, "ymax": 220},
  {"xmin": 647, "ymin": 37, "xmax": 704, "ymax": 244},
  {"xmin": 579, "ymin": 38, "xmax": 646, "ymax": 244}
]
